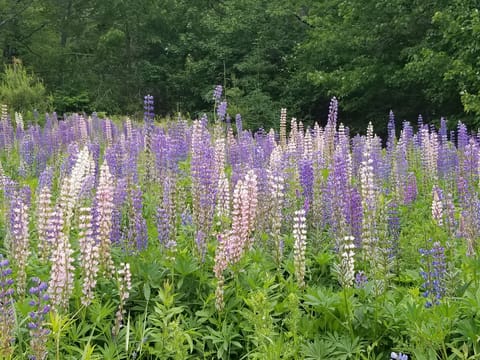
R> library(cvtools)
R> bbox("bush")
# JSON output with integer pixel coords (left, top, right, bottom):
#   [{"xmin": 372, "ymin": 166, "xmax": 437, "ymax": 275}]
[{"xmin": 0, "ymin": 59, "xmax": 51, "ymax": 114}]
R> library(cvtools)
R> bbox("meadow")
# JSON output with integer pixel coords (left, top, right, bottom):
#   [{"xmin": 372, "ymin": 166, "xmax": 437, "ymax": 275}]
[{"xmin": 0, "ymin": 93, "xmax": 479, "ymax": 360}]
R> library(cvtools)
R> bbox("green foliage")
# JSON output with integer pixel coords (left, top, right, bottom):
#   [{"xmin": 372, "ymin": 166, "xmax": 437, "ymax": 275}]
[{"xmin": 0, "ymin": 61, "xmax": 50, "ymax": 113}]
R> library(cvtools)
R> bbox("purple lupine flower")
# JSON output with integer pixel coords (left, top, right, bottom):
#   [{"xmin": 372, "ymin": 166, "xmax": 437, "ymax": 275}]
[
  {"xmin": 391, "ymin": 352, "xmax": 408, "ymax": 360},
  {"xmin": 111, "ymin": 179, "xmax": 128, "ymax": 245},
  {"xmin": 157, "ymin": 175, "xmax": 176, "ymax": 252},
  {"xmin": 387, "ymin": 110, "xmax": 396, "ymax": 152},
  {"xmin": 143, "ymin": 94, "xmax": 154, "ymax": 123},
  {"xmin": 217, "ymin": 101, "xmax": 227, "ymax": 122},
  {"xmin": 28, "ymin": 278, "xmax": 50, "ymax": 360},
  {"xmin": 457, "ymin": 121, "xmax": 468, "ymax": 151},
  {"xmin": 213, "ymin": 85, "xmax": 223, "ymax": 101},
  {"xmin": 419, "ymin": 241, "xmax": 447, "ymax": 307},
  {"xmin": 191, "ymin": 120, "xmax": 218, "ymax": 257},
  {"xmin": 299, "ymin": 158, "xmax": 314, "ymax": 208},
  {"xmin": 403, "ymin": 173, "xmax": 417, "ymax": 205},
  {"xmin": 0, "ymin": 255, "xmax": 15, "ymax": 358},
  {"xmin": 9, "ymin": 189, "xmax": 30, "ymax": 295},
  {"xmin": 38, "ymin": 167, "xmax": 53, "ymax": 190},
  {"xmin": 354, "ymin": 271, "xmax": 368, "ymax": 288}
]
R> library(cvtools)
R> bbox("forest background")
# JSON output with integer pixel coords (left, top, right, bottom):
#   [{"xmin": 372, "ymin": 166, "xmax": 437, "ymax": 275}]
[{"xmin": 1, "ymin": 0, "xmax": 480, "ymax": 134}]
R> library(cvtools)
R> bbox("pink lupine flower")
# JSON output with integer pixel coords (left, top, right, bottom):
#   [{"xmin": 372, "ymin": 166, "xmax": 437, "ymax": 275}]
[
  {"xmin": 432, "ymin": 186, "xmax": 444, "ymax": 226},
  {"xmin": 78, "ymin": 206, "xmax": 99, "ymax": 306},
  {"xmin": 48, "ymin": 212, "xmax": 75, "ymax": 311}
]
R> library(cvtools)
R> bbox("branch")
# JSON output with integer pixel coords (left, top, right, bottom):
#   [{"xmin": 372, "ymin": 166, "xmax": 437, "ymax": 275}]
[
  {"xmin": 0, "ymin": 0, "xmax": 35, "ymax": 28},
  {"xmin": 18, "ymin": 23, "xmax": 48, "ymax": 41},
  {"xmin": 294, "ymin": 13, "xmax": 315, "ymax": 28}
]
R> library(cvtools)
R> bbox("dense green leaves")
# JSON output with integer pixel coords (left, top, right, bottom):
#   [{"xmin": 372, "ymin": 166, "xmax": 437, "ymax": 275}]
[{"xmin": 2, "ymin": 0, "xmax": 480, "ymax": 129}]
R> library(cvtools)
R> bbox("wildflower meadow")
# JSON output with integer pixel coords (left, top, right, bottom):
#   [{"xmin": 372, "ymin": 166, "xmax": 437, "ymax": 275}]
[{"xmin": 1, "ymin": 92, "xmax": 480, "ymax": 359}]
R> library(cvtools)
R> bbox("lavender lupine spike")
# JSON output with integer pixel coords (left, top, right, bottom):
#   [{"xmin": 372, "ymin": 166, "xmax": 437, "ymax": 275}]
[
  {"xmin": 217, "ymin": 101, "xmax": 227, "ymax": 122},
  {"xmin": 299, "ymin": 158, "xmax": 314, "ymax": 207},
  {"xmin": 0, "ymin": 255, "xmax": 15, "ymax": 358},
  {"xmin": 157, "ymin": 175, "xmax": 176, "ymax": 254},
  {"xmin": 78, "ymin": 206, "xmax": 99, "ymax": 306},
  {"xmin": 144, "ymin": 94, "xmax": 155, "ymax": 182},
  {"xmin": 28, "ymin": 278, "xmax": 51, "ymax": 360},
  {"xmin": 95, "ymin": 161, "xmax": 115, "ymax": 276},
  {"xmin": 9, "ymin": 188, "xmax": 30, "ymax": 295},
  {"xmin": 420, "ymin": 241, "xmax": 447, "ymax": 307},
  {"xmin": 213, "ymin": 85, "xmax": 223, "ymax": 101},
  {"xmin": 293, "ymin": 208, "xmax": 307, "ymax": 288},
  {"xmin": 191, "ymin": 119, "xmax": 218, "ymax": 257}
]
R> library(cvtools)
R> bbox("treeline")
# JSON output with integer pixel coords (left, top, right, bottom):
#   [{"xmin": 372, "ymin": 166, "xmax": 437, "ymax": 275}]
[{"xmin": 1, "ymin": 0, "xmax": 480, "ymax": 132}]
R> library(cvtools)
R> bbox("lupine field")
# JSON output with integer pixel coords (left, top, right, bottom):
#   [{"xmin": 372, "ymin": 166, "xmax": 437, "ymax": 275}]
[{"xmin": 1, "ymin": 91, "xmax": 480, "ymax": 360}]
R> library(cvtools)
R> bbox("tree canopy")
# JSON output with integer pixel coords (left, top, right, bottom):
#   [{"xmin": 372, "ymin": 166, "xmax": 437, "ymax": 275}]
[{"xmin": 1, "ymin": 0, "xmax": 479, "ymax": 131}]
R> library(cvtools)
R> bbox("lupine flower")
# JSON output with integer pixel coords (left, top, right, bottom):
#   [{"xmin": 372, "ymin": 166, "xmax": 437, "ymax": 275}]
[
  {"xmin": 299, "ymin": 158, "xmax": 314, "ymax": 207},
  {"xmin": 37, "ymin": 183, "xmax": 53, "ymax": 261},
  {"xmin": 214, "ymin": 234, "xmax": 228, "ymax": 311},
  {"xmin": 0, "ymin": 255, "xmax": 15, "ymax": 358},
  {"xmin": 279, "ymin": 108, "xmax": 287, "ymax": 148},
  {"xmin": 354, "ymin": 271, "xmax": 368, "ymax": 288},
  {"xmin": 78, "ymin": 206, "xmax": 99, "ymax": 306},
  {"xmin": 48, "ymin": 215, "xmax": 75, "ymax": 311},
  {"xmin": 157, "ymin": 175, "xmax": 176, "ymax": 254},
  {"xmin": 143, "ymin": 94, "xmax": 154, "ymax": 123},
  {"xmin": 9, "ymin": 188, "xmax": 30, "ymax": 295},
  {"xmin": 229, "ymin": 170, "xmax": 258, "ymax": 262},
  {"xmin": 293, "ymin": 208, "xmax": 307, "ymax": 288},
  {"xmin": 28, "ymin": 278, "xmax": 51, "ymax": 360},
  {"xmin": 95, "ymin": 161, "xmax": 115, "ymax": 275},
  {"xmin": 217, "ymin": 101, "xmax": 227, "ymax": 122},
  {"xmin": 113, "ymin": 263, "xmax": 132, "ymax": 337},
  {"xmin": 391, "ymin": 352, "xmax": 408, "ymax": 360},
  {"xmin": 334, "ymin": 236, "xmax": 356, "ymax": 288},
  {"xmin": 431, "ymin": 186, "xmax": 444, "ymax": 226},
  {"xmin": 191, "ymin": 119, "xmax": 218, "ymax": 257},
  {"xmin": 213, "ymin": 85, "xmax": 223, "ymax": 101},
  {"xmin": 420, "ymin": 241, "xmax": 447, "ymax": 307}
]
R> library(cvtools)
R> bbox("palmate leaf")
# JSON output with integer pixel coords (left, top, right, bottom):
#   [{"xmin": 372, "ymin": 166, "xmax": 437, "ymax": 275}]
[{"xmin": 301, "ymin": 339, "xmax": 335, "ymax": 359}]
